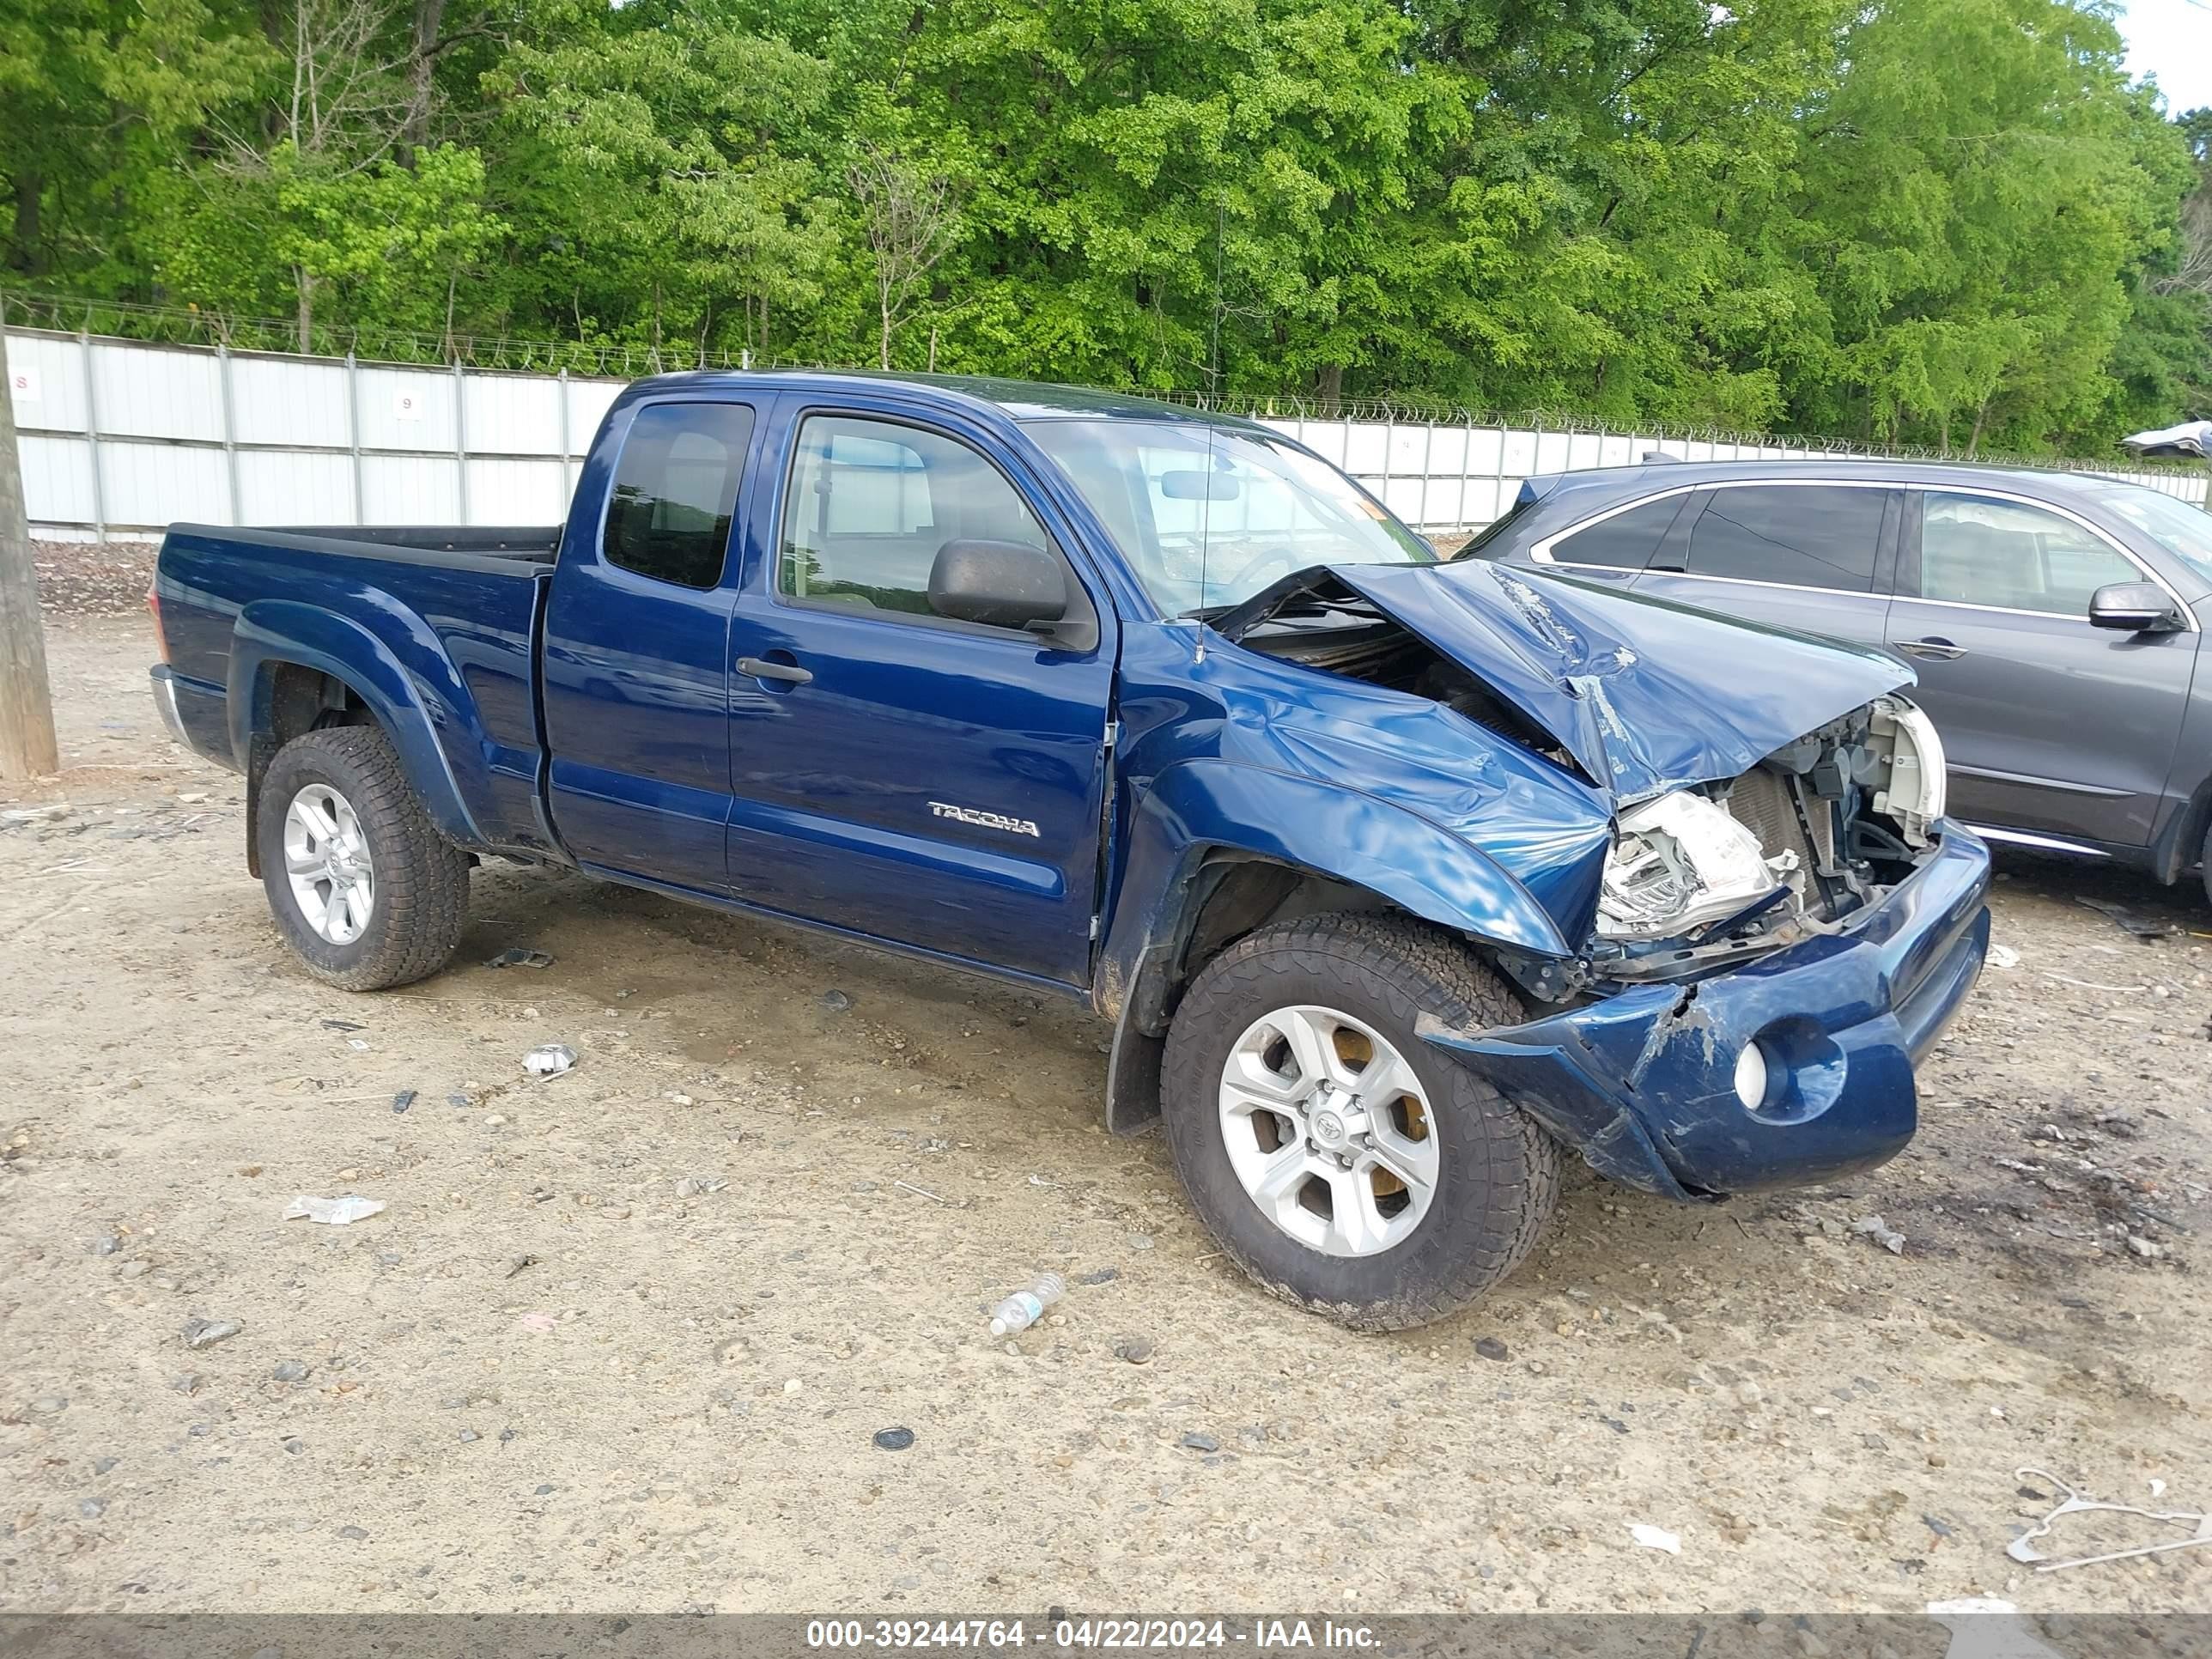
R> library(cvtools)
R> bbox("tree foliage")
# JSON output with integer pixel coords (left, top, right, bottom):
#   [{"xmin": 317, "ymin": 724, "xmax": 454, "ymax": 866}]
[{"xmin": 2, "ymin": 0, "xmax": 2203, "ymax": 453}]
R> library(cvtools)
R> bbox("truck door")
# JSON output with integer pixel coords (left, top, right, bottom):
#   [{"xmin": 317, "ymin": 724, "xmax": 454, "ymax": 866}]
[
  {"xmin": 722, "ymin": 399, "xmax": 1116, "ymax": 986},
  {"xmin": 541, "ymin": 397, "xmax": 759, "ymax": 890}
]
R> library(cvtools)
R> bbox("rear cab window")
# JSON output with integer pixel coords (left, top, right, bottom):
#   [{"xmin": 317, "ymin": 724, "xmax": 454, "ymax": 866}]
[
  {"xmin": 1676, "ymin": 484, "xmax": 1889, "ymax": 592},
  {"xmin": 603, "ymin": 403, "xmax": 756, "ymax": 588}
]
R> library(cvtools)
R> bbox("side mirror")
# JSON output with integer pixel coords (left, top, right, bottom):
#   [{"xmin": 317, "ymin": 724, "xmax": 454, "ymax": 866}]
[
  {"xmin": 929, "ymin": 538, "xmax": 1096, "ymax": 649},
  {"xmin": 2088, "ymin": 581, "xmax": 2182, "ymax": 634}
]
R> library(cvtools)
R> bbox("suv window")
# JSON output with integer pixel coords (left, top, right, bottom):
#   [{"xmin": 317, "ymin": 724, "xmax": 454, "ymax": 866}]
[
  {"xmin": 1916, "ymin": 492, "xmax": 2141, "ymax": 617},
  {"xmin": 1549, "ymin": 495, "xmax": 1686, "ymax": 569},
  {"xmin": 603, "ymin": 402, "xmax": 754, "ymax": 589},
  {"xmin": 780, "ymin": 416, "xmax": 1053, "ymax": 621},
  {"xmin": 1681, "ymin": 484, "xmax": 1887, "ymax": 591}
]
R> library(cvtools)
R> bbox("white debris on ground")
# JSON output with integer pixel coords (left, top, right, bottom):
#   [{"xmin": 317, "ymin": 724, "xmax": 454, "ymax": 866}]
[
  {"xmin": 521, "ymin": 1042, "xmax": 576, "ymax": 1077},
  {"xmin": 281, "ymin": 1194, "xmax": 386, "ymax": 1225},
  {"xmin": 2005, "ymin": 1468, "xmax": 2212, "ymax": 1572},
  {"xmin": 1852, "ymin": 1213, "xmax": 1907, "ymax": 1255}
]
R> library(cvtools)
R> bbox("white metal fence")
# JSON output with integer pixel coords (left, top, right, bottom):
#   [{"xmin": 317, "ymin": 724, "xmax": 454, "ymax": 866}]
[{"xmin": 9, "ymin": 325, "xmax": 2206, "ymax": 542}]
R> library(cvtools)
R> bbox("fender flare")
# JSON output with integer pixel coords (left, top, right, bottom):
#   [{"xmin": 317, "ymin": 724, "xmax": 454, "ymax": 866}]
[
  {"xmin": 1095, "ymin": 759, "xmax": 1575, "ymax": 1133},
  {"xmin": 228, "ymin": 600, "xmax": 487, "ymax": 853}
]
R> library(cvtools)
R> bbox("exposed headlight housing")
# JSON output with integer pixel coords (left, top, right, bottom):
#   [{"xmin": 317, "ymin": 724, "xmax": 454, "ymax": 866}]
[
  {"xmin": 1596, "ymin": 789, "xmax": 1790, "ymax": 940},
  {"xmin": 1869, "ymin": 696, "xmax": 1945, "ymax": 848}
]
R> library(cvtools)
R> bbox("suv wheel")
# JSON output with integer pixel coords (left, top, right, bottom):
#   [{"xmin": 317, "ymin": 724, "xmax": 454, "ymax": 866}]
[
  {"xmin": 256, "ymin": 726, "xmax": 471, "ymax": 990},
  {"xmin": 1161, "ymin": 913, "xmax": 1559, "ymax": 1331}
]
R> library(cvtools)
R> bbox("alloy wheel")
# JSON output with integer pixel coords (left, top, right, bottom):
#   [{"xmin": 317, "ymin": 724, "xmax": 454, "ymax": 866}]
[
  {"xmin": 283, "ymin": 782, "xmax": 375, "ymax": 945},
  {"xmin": 1217, "ymin": 1003, "xmax": 1440, "ymax": 1257}
]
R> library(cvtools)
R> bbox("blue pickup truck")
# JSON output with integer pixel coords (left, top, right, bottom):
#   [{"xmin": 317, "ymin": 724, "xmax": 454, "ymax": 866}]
[{"xmin": 149, "ymin": 373, "xmax": 1990, "ymax": 1328}]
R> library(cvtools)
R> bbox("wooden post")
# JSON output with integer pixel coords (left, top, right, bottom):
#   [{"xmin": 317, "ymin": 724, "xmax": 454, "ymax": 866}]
[{"xmin": 0, "ymin": 317, "xmax": 63, "ymax": 778}]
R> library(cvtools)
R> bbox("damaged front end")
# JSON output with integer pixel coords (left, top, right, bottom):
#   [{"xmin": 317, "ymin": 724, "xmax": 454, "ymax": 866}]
[
  {"xmin": 1422, "ymin": 696, "xmax": 1987, "ymax": 1200},
  {"xmin": 1590, "ymin": 695, "xmax": 1948, "ymax": 978},
  {"xmin": 1421, "ymin": 823, "xmax": 1988, "ymax": 1199},
  {"xmin": 1218, "ymin": 560, "xmax": 1991, "ymax": 1199}
]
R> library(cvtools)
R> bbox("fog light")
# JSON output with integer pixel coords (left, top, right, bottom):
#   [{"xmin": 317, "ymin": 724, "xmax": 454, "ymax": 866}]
[{"xmin": 1733, "ymin": 1041, "xmax": 1771, "ymax": 1110}]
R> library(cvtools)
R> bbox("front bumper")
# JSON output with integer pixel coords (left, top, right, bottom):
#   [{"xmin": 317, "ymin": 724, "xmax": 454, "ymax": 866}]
[{"xmin": 1419, "ymin": 823, "xmax": 1991, "ymax": 1200}]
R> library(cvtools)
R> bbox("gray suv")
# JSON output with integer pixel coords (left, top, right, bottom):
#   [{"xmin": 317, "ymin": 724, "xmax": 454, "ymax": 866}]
[{"xmin": 1468, "ymin": 459, "xmax": 2212, "ymax": 897}]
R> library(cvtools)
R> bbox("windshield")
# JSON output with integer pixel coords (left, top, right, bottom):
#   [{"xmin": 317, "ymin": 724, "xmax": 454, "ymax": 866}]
[
  {"xmin": 2084, "ymin": 483, "xmax": 2212, "ymax": 583},
  {"xmin": 1024, "ymin": 418, "xmax": 1434, "ymax": 613}
]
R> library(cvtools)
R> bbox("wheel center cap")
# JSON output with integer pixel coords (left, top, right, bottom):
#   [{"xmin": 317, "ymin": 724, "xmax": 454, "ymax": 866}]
[{"xmin": 1313, "ymin": 1078, "xmax": 1370, "ymax": 1147}]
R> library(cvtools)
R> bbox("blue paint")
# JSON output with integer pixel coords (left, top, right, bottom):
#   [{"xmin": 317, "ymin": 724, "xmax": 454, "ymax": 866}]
[
  {"xmin": 1325, "ymin": 560, "xmax": 1919, "ymax": 805},
  {"xmin": 721, "ymin": 386, "xmax": 1121, "ymax": 983},
  {"xmin": 157, "ymin": 525, "xmax": 549, "ymax": 850},
  {"xmin": 1421, "ymin": 828, "xmax": 1990, "ymax": 1196},
  {"xmin": 149, "ymin": 371, "xmax": 1993, "ymax": 1201}
]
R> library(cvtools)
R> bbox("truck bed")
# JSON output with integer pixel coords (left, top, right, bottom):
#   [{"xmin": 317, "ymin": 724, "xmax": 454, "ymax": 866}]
[
  {"xmin": 153, "ymin": 523, "xmax": 557, "ymax": 852},
  {"xmin": 222, "ymin": 524, "xmax": 562, "ymax": 562}
]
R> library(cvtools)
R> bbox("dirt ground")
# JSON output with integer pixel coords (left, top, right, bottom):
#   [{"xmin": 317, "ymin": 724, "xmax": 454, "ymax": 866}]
[{"xmin": 3, "ymin": 562, "xmax": 2209, "ymax": 1616}]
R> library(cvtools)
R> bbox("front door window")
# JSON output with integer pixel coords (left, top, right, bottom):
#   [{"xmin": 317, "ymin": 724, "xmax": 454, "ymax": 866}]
[{"xmin": 1914, "ymin": 493, "xmax": 2138, "ymax": 616}]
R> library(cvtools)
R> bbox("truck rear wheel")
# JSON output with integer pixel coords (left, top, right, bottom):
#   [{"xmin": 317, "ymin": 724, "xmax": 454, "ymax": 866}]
[
  {"xmin": 256, "ymin": 726, "xmax": 471, "ymax": 991},
  {"xmin": 1161, "ymin": 913, "xmax": 1559, "ymax": 1331}
]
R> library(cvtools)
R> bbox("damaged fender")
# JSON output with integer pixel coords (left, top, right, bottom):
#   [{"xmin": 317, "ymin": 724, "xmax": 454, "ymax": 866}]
[
  {"xmin": 1417, "ymin": 826, "xmax": 1991, "ymax": 1198},
  {"xmin": 1095, "ymin": 758, "xmax": 1580, "ymax": 1133}
]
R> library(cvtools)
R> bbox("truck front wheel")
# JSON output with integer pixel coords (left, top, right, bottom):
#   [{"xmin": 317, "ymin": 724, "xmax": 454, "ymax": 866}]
[
  {"xmin": 255, "ymin": 726, "xmax": 471, "ymax": 991},
  {"xmin": 1161, "ymin": 913, "xmax": 1559, "ymax": 1331}
]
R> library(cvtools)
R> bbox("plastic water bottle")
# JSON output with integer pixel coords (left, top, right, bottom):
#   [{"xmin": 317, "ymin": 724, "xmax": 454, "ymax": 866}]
[{"xmin": 988, "ymin": 1273, "xmax": 1066, "ymax": 1337}]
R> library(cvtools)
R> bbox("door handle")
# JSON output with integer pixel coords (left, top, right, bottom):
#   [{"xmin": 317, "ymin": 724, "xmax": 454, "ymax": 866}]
[
  {"xmin": 1899, "ymin": 637, "xmax": 1967, "ymax": 661},
  {"xmin": 738, "ymin": 656, "xmax": 813, "ymax": 685}
]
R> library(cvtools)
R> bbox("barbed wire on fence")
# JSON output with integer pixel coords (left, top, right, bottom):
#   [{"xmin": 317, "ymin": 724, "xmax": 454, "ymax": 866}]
[
  {"xmin": 3, "ymin": 284, "xmax": 2203, "ymax": 483},
  {"xmin": 0, "ymin": 288, "xmax": 750, "ymax": 379}
]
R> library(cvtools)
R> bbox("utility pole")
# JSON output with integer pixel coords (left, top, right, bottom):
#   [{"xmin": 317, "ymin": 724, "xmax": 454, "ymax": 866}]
[{"xmin": 0, "ymin": 313, "xmax": 62, "ymax": 778}]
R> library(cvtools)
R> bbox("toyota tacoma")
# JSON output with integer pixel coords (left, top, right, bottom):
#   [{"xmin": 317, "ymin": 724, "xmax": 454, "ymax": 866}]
[{"xmin": 148, "ymin": 374, "xmax": 1990, "ymax": 1328}]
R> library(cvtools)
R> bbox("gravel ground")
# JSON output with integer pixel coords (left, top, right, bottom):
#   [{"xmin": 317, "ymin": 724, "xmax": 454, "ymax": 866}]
[
  {"xmin": 28, "ymin": 539, "xmax": 160, "ymax": 619},
  {"xmin": 1, "ymin": 608, "xmax": 2208, "ymax": 1617}
]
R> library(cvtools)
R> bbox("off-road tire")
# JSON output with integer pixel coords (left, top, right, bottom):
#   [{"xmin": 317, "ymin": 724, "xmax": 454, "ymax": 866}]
[
  {"xmin": 1161, "ymin": 912, "xmax": 1559, "ymax": 1331},
  {"xmin": 256, "ymin": 726, "xmax": 471, "ymax": 991}
]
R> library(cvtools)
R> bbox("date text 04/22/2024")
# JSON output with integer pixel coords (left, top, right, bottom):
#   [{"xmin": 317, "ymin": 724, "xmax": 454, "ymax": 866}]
[{"xmin": 804, "ymin": 1620, "xmax": 1382, "ymax": 1650}]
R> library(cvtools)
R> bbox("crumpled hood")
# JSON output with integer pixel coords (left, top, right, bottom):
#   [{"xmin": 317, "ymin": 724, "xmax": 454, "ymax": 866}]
[{"xmin": 1327, "ymin": 561, "xmax": 1915, "ymax": 805}]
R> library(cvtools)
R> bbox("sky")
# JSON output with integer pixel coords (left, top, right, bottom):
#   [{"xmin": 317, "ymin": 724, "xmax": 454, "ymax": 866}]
[{"xmin": 2118, "ymin": 0, "xmax": 2212, "ymax": 115}]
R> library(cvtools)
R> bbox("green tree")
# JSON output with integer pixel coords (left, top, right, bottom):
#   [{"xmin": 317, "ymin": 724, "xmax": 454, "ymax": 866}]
[
  {"xmin": 489, "ymin": 0, "xmax": 841, "ymax": 364},
  {"xmin": 1780, "ymin": 0, "xmax": 2191, "ymax": 452},
  {"xmin": 2106, "ymin": 105, "xmax": 2210, "ymax": 430},
  {"xmin": 1, "ymin": 0, "xmax": 2203, "ymax": 459},
  {"xmin": 1, "ymin": 0, "xmax": 267, "ymax": 287}
]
